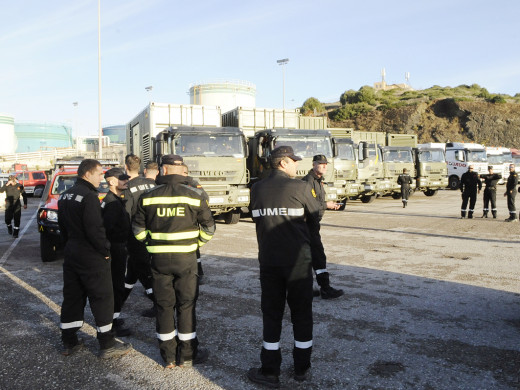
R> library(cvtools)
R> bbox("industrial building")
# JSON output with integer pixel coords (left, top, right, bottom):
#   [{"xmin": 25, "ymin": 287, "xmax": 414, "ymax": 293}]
[
  {"xmin": 189, "ymin": 80, "xmax": 256, "ymax": 114},
  {"xmin": 14, "ymin": 122, "xmax": 73, "ymax": 153},
  {"xmin": 0, "ymin": 114, "xmax": 17, "ymax": 155}
]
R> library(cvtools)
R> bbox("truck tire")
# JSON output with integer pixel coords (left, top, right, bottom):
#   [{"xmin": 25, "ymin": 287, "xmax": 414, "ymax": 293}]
[
  {"xmin": 40, "ymin": 233, "xmax": 57, "ymax": 262},
  {"xmin": 448, "ymin": 176, "xmax": 460, "ymax": 190},
  {"xmin": 424, "ymin": 189, "xmax": 438, "ymax": 197},
  {"xmin": 361, "ymin": 194, "xmax": 376, "ymax": 204},
  {"xmin": 224, "ymin": 211, "xmax": 240, "ymax": 224},
  {"xmin": 391, "ymin": 193, "xmax": 401, "ymax": 199}
]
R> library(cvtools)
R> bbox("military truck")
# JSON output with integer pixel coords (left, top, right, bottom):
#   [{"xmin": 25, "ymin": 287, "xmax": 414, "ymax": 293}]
[
  {"xmin": 415, "ymin": 144, "xmax": 448, "ymax": 196},
  {"xmin": 247, "ymin": 128, "xmax": 338, "ymax": 202},
  {"xmin": 127, "ymin": 103, "xmax": 249, "ymax": 224},
  {"xmin": 445, "ymin": 142, "xmax": 488, "ymax": 189}
]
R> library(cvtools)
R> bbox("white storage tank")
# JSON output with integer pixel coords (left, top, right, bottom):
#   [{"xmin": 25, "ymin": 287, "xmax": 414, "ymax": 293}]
[
  {"xmin": 0, "ymin": 114, "xmax": 17, "ymax": 154},
  {"xmin": 189, "ymin": 80, "xmax": 256, "ymax": 113}
]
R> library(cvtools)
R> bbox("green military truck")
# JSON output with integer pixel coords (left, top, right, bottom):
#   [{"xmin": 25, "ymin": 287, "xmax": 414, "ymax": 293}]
[
  {"xmin": 381, "ymin": 145, "xmax": 417, "ymax": 198},
  {"xmin": 414, "ymin": 144, "xmax": 448, "ymax": 196},
  {"xmin": 127, "ymin": 103, "xmax": 249, "ymax": 224}
]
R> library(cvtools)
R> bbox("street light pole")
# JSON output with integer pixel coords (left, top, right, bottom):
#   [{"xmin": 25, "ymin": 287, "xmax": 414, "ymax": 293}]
[
  {"xmin": 277, "ymin": 58, "xmax": 289, "ymax": 110},
  {"xmin": 97, "ymin": 0, "xmax": 102, "ymax": 158}
]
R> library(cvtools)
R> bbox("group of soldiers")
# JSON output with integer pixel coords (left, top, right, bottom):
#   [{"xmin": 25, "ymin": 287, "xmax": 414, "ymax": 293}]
[{"xmin": 459, "ymin": 164, "xmax": 519, "ymax": 221}]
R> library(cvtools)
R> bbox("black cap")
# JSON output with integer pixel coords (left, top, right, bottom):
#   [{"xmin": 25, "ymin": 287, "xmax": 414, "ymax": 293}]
[
  {"xmin": 104, "ymin": 168, "xmax": 130, "ymax": 180},
  {"xmin": 312, "ymin": 154, "xmax": 328, "ymax": 164},
  {"xmin": 161, "ymin": 154, "xmax": 183, "ymax": 166},
  {"xmin": 271, "ymin": 146, "xmax": 302, "ymax": 161}
]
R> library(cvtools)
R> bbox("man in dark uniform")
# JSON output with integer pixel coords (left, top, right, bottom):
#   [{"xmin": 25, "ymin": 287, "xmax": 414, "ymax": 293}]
[
  {"xmin": 248, "ymin": 146, "xmax": 321, "ymax": 387},
  {"xmin": 504, "ymin": 164, "xmax": 518, "ymax": 222},
  {"xmin": 459, "ymin": 165, "xmax": 482, "ymax": 219},
  {"xmin": 1, "ymin": 175, "xmax": 27, "ymax": 238},
  {"xmin": 480, "ymin": 166, "xmax": 501, "ymax": 218},
  {"xmin": 101, "ymin": 167, "xmax": 132, "ymax": 337},
  {"xmin": 58, "ymin": 159, "xmax": 132, "ymax": 358},
  {"xmin": 397, "ymin": 168, "xmax": 413, "ymax": 208},
  {"xmin": 133, "ymin": 155, "xmax": 215, "ymax": 368},
  {"xmin": 302, "ymin": 154, "xmax": 343, "ymax": 300},
  {"xmin": 121, "ymin": 154, "xmax": 157, "ymax": 317}
]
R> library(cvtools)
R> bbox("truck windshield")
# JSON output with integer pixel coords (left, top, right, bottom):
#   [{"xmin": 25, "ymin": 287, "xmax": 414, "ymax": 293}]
[
  {"xmin": 418, "ymin": 149, "xmax": 445, "ymax": 162},
  {"xmin": 487, "ymin": 155, "xmax": 502, "ymax": 164},
  {"xmin": 502, "ymin": 152, "xmax": 513, "ymax": 163},
  {"xmin": 336, "ymin": 143, "xmax": 355, "ymax": 160},
  {"xmin": 174, "ymin": 134, "xmax": 244, "ymax": 157},
  {"xmin": 273, "ymin": 136, "xmax": 332, "ymax": 158},
  {"xmin": 467, "ymin": 150, "xmax": 487, "ymax": 162},
  {"xmin": 383, "ymin": 150, "xmax": 413, "ymax": 163}
]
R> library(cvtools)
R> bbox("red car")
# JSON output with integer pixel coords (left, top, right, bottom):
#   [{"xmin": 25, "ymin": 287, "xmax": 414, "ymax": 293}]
[
  {"xmin": 37, "ymin": 163, "xmax": 117, "ymax": 262},
  {"xmin": 15, "ymin": 170, "xmax": 47, "ymax": 196}
]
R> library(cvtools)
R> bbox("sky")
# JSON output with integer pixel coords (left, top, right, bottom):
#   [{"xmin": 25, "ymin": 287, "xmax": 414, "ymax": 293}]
[{"xmin": 1, "ymin": 0, "xmax": 519, "ymax": 137}]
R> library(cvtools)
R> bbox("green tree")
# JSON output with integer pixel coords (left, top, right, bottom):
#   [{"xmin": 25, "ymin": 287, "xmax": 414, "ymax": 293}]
[
  {"xmin": 340, "ymin": 89, "xmax": 357, "ymax": 105},
  {"xmin": 301, "ymin": 97, "xmax": 325, "ymax": 115}
]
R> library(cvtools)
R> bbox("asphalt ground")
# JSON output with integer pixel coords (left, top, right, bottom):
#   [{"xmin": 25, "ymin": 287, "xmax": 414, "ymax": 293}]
[{"xmin": 0, "ymin": 190, "xmax": 519, "ymax": 389}]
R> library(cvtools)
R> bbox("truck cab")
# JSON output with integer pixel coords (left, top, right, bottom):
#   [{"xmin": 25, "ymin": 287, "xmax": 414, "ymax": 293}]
[
  {"xmin": 445, "ymin": 142, "xmax": 487, "ymax": 189},
  {"xmin": 414, "ymin": 145, "xmax": 448, "ymax": 196},
  {"xmin": 330, "ymin": 138, "xmax": 361, "ymax": 205},
  {"xmin": 381, "ymin": 146, "xmax": 416, "ymax": 198},
  {"xmin": 355, "ymin": 142, "xmax": 389, "ymax": 203}
]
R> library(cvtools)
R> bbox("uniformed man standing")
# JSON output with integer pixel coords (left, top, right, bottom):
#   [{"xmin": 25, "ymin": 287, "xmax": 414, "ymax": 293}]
[
  {"xmin": 480, "ymin": 166, "xmax": 501, "ymax": 218},
  {"xmin": 58, "ymin": 159, "xmax": 132, "ymax": 358},
  {"xmin": 248, "ymin": 146, "xmax": 320, "ymax": 387},
  {"xmin": 302, "ymin": 154, "xmax": 344, "ymax": 300},
  {"xmin": 459, "ymin": 165, "xmax": 482, "ymax": 219},
  {"xmin": 504, "ymin": 164, "xmax": 518, "ymax": 222},
  {"xmin": 121, "ymin": 154, "xmax": 157, "ymax": 317},
  {"xmin": 397, "ymin": 168, "xmax": 413, "ymax": 208},
  {"xmin": 133, "ymin": 155, "xmax": 215, "ymax": 368},
  {"xmin": 101, "ymin": 167, "xmax": 132, "ymax": 337},
  {"xmin": 0, "ymin": 175, "xmax": 27, "ymax": 238}
]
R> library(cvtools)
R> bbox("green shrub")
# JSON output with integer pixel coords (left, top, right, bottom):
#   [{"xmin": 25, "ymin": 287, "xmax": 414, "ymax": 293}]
[
  {"xmin": 331, "ymin": 102, "xmax": 374, "ymax": 120},
  {"xmin": 301, "ymin": 97, "xmax": 325, "ymax": 115}
]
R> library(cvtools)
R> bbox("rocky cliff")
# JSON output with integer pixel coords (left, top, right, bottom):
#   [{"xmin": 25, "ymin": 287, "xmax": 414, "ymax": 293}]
[{"xmin": 329, "ymin": 99, "xmax": 520, "ymax": 147}]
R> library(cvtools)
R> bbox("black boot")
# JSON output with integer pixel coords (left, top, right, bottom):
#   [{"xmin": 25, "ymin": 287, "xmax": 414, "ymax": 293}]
[
  {"xmin": 492, "ymin": 211, "xmax": 497, "ymax": 219},
  {"xmin": 468, "ymin": 211, "xmax": 473, "ymax": 219},
  {"xmin": 481, "ymin": 211, "xmax": 488, "ymax": 218},
  {"xmin": 7, "ymin": 225, "xmax": 12, "ymax": 235},
  {"xmin": 460, "ymin": 211, "xmax": 466, "ymax": 219},
  {"xmin": 12, "ymin": 227, "xmax": 19, "ymax": 238}
]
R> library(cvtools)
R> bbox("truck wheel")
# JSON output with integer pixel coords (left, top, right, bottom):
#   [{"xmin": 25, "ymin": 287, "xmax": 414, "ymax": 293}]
[
  {"xmin": 361, "ymin": 194, "xmax": 376, "ymax": 204},
  {"xmin": 40, "ymin": 233, "xmax": 57, "ymax": 262},
  {"xmin": 424, "ymin": 189, "xmax": 438, "ymax": 197},
  {"xmin": 224, "ymin": 211, "xmax": 240, "ymax": 224},
  {"xmin": 448, "ymin": 176, "xmax": 460, "ymax": 190},
  {"xmin": 391, "ymin": 193, "xmax": 401, "ymax": 199}
]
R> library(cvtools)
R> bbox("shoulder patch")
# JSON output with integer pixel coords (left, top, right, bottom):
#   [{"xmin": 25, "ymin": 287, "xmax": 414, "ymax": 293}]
[{"xmin": 311, "ymin": 188, "xmax": 317, "ymax": 198}]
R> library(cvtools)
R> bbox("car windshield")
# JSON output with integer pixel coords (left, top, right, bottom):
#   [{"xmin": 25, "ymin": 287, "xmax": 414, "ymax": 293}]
[
  {"xmin": 418, "ymin": 149, "xmax": 445, "ymax": 162},
  {"xmin": 174, "ymin": 134, "xmax": 244, "ymax": 157},
  {"xmin": 273, "ymin": 136, "xmax": 333, "ymax": 158},
  {"xmin": 51, "ymin": 175, "xmax": 109, "ymax": 195},
  {"xmin": 337, "ymin": 143, "xmax": 355, "ymax": 160}
]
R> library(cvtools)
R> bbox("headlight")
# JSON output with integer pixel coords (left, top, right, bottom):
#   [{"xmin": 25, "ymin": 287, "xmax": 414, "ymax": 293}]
[{"xmin": 47, "ymin": 210, "xmax": 58, "ymax": 222}]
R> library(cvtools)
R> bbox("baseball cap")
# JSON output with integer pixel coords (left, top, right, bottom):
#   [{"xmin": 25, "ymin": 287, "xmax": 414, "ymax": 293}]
[
  {"xmin": 104, "ymin": 168, "xmax": 130, "ymax": 180},
  {"xmin": 270, "ymin": 146, "xmax": 302, "ymax": 161},
  {"xmin": 161, "ymin": 154, "xmax": 183, "ymax": 166},
  {"xmin": 312, "ymin": 154, "xmax": 328, "ymax": 164}
]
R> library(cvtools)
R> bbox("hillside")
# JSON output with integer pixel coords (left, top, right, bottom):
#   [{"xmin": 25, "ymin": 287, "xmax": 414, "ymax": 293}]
[{"xmin": 305, "ymin": 85, "xmax": 520, "ymax": 147}]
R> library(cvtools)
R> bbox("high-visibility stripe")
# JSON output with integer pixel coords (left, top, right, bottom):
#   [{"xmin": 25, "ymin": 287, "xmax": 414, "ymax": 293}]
[
  {"xmin": 198, "ymin": 240, "xmax": 206, "ymax": 247},
  {"xmin": 150, "ymin": 230, "xmax": 199, "ymax": 241},
  {"xmin": 199, "ymin": 229, "xmax": 213, "ymax": 241},
  {"xmin": 157, "ymin": 329, "xmax": 178, "ymax": 341},
  {"xmin": 135, "ymin": 230, "xmax": 148, "ymax": 241},
  {"xmin": 60, "ymin": 321, "xmax": 83, "ymax": 330},
  {"xmin": 147, "ymin": 244, "xmax": 198, "ymax": 253},
  {"xmin": 178, "ymin": 331, "xmax": 197, "ymax": 341},
  {"xmin": 113, "ymin": 312, "xmax": 120, "ymax": 319},
  {"xmin": 145, "ymin": 288, "xmax": 153, "ymax": 294},
  {"xmin": 125, "ymin": 283, "xmax": 134, "ymax": 289},
  {"xmin": 143, "ymin": 196, "xmax": 200, "ymax": 207},
  {"xmin": 294, "ymin": 340, "xmax": 313, "ymax": 349},
  {"xmin": 263, "ymin": 341, "xmax": 280, "ymax": 350},
  {"xmin": 97, "ymin": 323, "xmax": 113, "ymax": 333},
  {"xmin": 315, "ymin": 268, "xmax": 327, "ymax": 275}
]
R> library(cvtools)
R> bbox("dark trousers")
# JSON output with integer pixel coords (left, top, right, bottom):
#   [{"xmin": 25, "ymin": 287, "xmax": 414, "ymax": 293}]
[
  {"xmin": 60, "ymin": 250, "xmax": 115, "ymax": 349},
  {"xmin": 507, "ymin": 190, "xmax": 517, "ymax": 217},
  {"xmin": 309, "ymin": 225, "xmax": 330, "ymax": 288},
  {"xmin": 5, "ymin": 199, "xmax": 21, "ymax": 228},
  {"xmin": 259, "ymin": 249, "xmax": 313, "ymax": 376},
  {"xmin": 123, "ymin": 237, "xmax": 154, "ymax": 302},
  {"xmin": 110, "ymin": 242, "xmax": 127, "ymax": 317},
  {"xmin": 151, "ymin": 252, "xmax": 199, "ymax": 364},
  {"xmin": 483, "ymin": 188, "xmax": 497, "ymax": 212},
  {"xmin": 461, "ymin": 190, "xmax": 477, "ymax": 213},
  {"xmin": 401, "ymin": 186, "xmax": 410, "ymax": 201}
]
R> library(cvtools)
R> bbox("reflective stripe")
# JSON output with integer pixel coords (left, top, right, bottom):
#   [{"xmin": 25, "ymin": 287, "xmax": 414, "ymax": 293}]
[
  {"xmin": 263, "ymin": 341, "xmax": 280, "ymax": 350},
  {"xmin": 97, "ymin": 323, "xmax": 113, "ymax": 333},
  {"xmin": 198, "ymin": 240, "xmax": 206, "ymax": 247},
  {"xmin": 146, "ymin": 288, "xmax": 153, "ymax": 294},
  {"xmin": 157, "ymin": 329, "xmax": 178, "ymax": 341},
  {"xmin": 143, "ymin": 197, "xmax": 201, "ymax": 207},
  {"xmin": 113, "ymin": 312, "xmax": 120, "ymax": 319},
  {"xmin": 315, "ymin": 269, "xmax": 327, "ymax": 275},
  {"xmin": 178, "ymin": 331, "xmax": 197, "ymax": 341},
  {"xmin": 60, "ymin": 320, "xmax": 83, "ymax": 330},
  {"xmin": 150, "ymin": 230, "xmax": 199, "ymax": 241},
  {"xmin": 295, "ymin": 340, "xmax": 313, "ymax": 349},
  {"xmin": 197, "ymin": 258, "xmax": 201, "ymax": 263},
  {"xmin": 252, "ymin": 208, "xmax": 304, "ymax": 217},
  {"xmin": 147, "ymin": 244, "xmax": 198, "ymax": 253},
  {"xmin": 199, "ymin": 229, "xmax": 213, "ymax": 241},
  {"xmin": 125, "ymin": 283, "xmax": 134, "ymax": 289},
  {"xmin": 135, "ymin": 230, "xmax": 148, "ymax": 241}
]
